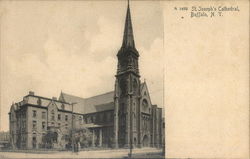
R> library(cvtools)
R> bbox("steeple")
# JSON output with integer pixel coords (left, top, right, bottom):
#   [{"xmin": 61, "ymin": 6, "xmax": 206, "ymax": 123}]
[
  {"xmin": 122, "ymin": 0, "xmax": 135, "ymax": 49},
  {"xmin": 116, "ymin": 0, "xmax": 140, "ymax": 75},
  {"xmin": 113, "ymin": 0, "xmax": 141, "ymax": 148}
]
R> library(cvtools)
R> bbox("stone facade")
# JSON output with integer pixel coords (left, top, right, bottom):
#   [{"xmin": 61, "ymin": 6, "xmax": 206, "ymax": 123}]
[
  {"xmin": 9, "ymin": 92, "xmax": 116, "ymax": 149},
  {"xmin": 9, "ymin": 2, "xmax": 165, "ymax": 150}
]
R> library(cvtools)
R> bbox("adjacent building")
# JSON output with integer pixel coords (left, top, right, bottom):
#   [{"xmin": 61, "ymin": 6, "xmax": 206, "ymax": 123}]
[{"xmin": 9, "ymin": 2, "xmax": 165, "ymax": 150}]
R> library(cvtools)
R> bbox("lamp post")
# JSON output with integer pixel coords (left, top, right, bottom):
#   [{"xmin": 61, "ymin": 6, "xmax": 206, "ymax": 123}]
[{"xmin": 71, "ymin": 102, "xmax": 77, "ymax": 152}]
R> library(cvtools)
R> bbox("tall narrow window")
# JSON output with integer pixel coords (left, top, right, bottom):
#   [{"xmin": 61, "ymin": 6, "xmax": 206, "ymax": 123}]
[
  {"xmin": 119, "ymin": 79, "xmax": 127, "ymax": 96},
  {"xmin": 32, "ymin": 121, "xmax": 37, "ymax": 130},
  {"xmin": 58, "ymin": 114, "xmax": 61, "ymax": 120},
  {"xmin": 32, "ymin": 135, "xmax": 37, "ymax": 149},
  {"xmin": 142, "ymin": 99, "xmax": 148, "ymax": 111},
  {"xmin": 42, "ymin": 122, "xmax": 46, "ymax": 130},
  {"xmin": 32, "ymin": 110, "xmax": 37, "ymax": 118},
  {"xmin": 42, "ymin": 112, "xmax": 46, "ymax": 119},
  {"xmin": 23, "ymin": 120, "xmax": 26, "ymax": 129},
  {"xmin": 65, "ymin": 115, "xmax": 68, "ymax": 121},
  {"xmin": 133, "ymin": 79, "xmax": 137, "ymax": 94},
  {"xmin": 51, "ymin": 110, "xmax": 55, "ymax": 121}
]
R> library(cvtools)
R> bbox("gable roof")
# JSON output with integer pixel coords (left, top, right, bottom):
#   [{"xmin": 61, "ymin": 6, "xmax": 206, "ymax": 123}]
[
  {"xmin": 140, "ymin": 82, "xmax": 146, "ymax": 91},
  {"xmin": 59, "ymin": 82, "xmax": 154, "ymax": 114},
  {"xmin": 140, "ymin": 82, "xmax": 153, "ymax": 106},
  {"xmin": 59, "ymin": 91, "xmax": 114, "ymax": 114}
]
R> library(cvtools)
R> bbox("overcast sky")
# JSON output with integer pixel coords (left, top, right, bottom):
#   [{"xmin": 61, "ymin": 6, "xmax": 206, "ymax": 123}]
[{"xmin": 0, "ymin": 1, "xmax": 164, "ymax": 131}]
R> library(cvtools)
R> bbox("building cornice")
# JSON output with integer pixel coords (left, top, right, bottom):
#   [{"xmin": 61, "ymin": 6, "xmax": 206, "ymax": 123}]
[{"xmin": 24, "ymin": 94, "xmax": 70, "ymax": 104}]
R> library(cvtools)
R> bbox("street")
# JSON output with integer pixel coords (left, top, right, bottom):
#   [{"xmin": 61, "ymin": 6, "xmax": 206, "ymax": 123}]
[{"xmin": 0, "ymin": 147, "xmax": 164, "ymax": 158}]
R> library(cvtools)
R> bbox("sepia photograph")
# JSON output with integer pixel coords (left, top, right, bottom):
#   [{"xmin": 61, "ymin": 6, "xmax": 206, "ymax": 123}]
[
  {"xmin": 0, "ymin": 0, "xmax": 249, "ymax": 159},
  {"xmin": 0, "ymin": 0, "xmax": 165, "ymax": 158}
]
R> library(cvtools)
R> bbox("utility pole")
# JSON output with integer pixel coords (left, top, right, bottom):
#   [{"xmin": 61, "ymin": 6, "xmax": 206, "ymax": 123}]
[
  {"xmin": 71, "ymin": 102, "xmax": 77, "ymax": 152},
  {"xmin": 128, "ymin": 93, "xmax": 133, "ymax": 158}
]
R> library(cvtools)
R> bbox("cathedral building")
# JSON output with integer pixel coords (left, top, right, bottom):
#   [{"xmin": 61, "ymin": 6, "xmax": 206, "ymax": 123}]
[{"xmin": 9, "ymin": 2, "xmax": 164, "ymax": 150}]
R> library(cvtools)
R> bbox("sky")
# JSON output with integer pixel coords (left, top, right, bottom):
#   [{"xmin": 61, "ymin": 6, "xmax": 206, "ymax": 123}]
[{"xmin": 0, "ymin": 1, "xmax": 164, "ymax": 131}]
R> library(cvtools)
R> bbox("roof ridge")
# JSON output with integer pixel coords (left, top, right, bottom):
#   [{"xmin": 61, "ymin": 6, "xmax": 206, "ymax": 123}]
[
  {"xmin": 85, "ymin": 91, "xmax": 114, "ymax": 99},
  {"xmin": 61, "ymin": 91, "xmax": 114, "ymax": 100},
  {"xmin": 61, "ymin": 92, "xmax": 86, "ymax": 100}
]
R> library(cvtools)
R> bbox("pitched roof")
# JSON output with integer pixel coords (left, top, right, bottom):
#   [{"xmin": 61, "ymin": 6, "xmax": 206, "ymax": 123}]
[
  {"xmin": 140, "ymin": 82, "xmax": 146, "ymax": 90},
  {"xmin": 59, "ymin": 83, "xmax": 150, "ymax": 114},
  {"xmin": 59, "ymin": 91, "xmax": 114, "ymax": 114}
]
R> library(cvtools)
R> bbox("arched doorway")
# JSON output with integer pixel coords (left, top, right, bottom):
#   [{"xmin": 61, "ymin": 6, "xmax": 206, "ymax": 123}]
[
  {"xmin": 133, "ymin": 137, "xmax": 137, "ymax": 148},
  {"xmin": 142, "ymin": 135, "xmax": 149, "ymax": 147}
]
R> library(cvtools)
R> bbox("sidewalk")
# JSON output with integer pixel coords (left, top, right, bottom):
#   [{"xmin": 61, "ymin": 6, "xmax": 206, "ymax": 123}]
[{"xmin": 0, "ymin": 147, "xmax": 164, "ymax": 158}]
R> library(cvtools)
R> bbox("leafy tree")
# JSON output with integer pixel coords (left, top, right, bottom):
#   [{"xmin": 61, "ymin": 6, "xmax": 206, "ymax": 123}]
[
  {"xmin": 70, "ymin": 127, "xmax": 93, "ymax": 148},
  {"xmin": 42, "ymin": 131, "xmax": 58, "ymax": 149}
]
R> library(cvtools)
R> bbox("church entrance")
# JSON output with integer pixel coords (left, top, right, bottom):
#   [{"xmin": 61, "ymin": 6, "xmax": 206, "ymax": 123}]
[
  {"xmin": 142, "ymin": 135, "xmax": 149, "ymax": 147},
  {"xmin": 133, "ymin": 137, "xmax": 137, "ymax": 148}
]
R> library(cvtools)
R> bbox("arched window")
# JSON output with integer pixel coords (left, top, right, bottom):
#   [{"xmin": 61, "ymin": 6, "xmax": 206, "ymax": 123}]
[
  {"xmin": 133, "ymin": 79, "xmax": 137, "ymax": 94},
  {"xmin": 142, "ymin": 99, "xmax": 148, "ymax": 111},
  {"xmin": 133, "ymin": 113, "xmax": 136, "ymax": 130},
  {"xmin": 119, "ymin": 79, "xmax": 127, "ymax": 96},
  {"xmin": 133, "ymin": 102, "xmax": 136, "ymax": 112}
]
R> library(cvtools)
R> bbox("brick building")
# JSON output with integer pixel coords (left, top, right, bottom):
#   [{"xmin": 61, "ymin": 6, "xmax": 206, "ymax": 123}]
[{"xmin": 9, "ymin": 2, "xmax": 164, "ymax": 150}]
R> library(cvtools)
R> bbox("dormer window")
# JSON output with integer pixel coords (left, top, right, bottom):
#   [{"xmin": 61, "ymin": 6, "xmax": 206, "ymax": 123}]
[
  {"xmin": 61, "ymin": 104, "xmax": 65, "ymax": 110},
  {"xmin": 37, "ymin": 98, "xmax": 42, "ymax": 105}
]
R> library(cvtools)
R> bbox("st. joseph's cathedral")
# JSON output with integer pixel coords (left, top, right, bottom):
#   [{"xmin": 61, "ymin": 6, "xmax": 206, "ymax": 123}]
[{"xmin": 9, "ymin": 1, "xmax": 165, "ymax": 149}]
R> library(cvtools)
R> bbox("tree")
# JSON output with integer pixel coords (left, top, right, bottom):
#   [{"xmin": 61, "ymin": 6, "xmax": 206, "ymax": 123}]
[
  {"xmin": 42, "ymin": 131, "xmax": 58, "ymax": 149},
  {"xmin": 70, "ymin": 127, "xmax": 93, "ymax": 148}
]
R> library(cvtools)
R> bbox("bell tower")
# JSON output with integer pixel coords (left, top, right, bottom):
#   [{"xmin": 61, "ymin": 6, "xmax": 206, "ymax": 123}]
[{"xmin": 113, "ymin": 0, "xmax": 141, "ymax": 148}]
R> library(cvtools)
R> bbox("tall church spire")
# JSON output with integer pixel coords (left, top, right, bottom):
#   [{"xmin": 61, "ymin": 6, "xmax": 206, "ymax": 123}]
[
  {"xmin": 122, "ymin": 0, "xmax": 135, "ymax": 49},
  {"xmin": 116, "ymin": 0, "xmax": 139, "ymax": 75},
  {"xmin": 114, "ymin": 0, "xmax": 141, "ymax": 148}
]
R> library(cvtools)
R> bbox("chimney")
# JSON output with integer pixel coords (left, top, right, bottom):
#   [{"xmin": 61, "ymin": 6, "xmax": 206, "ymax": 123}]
[{"xmin": 29, "ymin": 91, "xmax": 35, "ymax": 96}]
